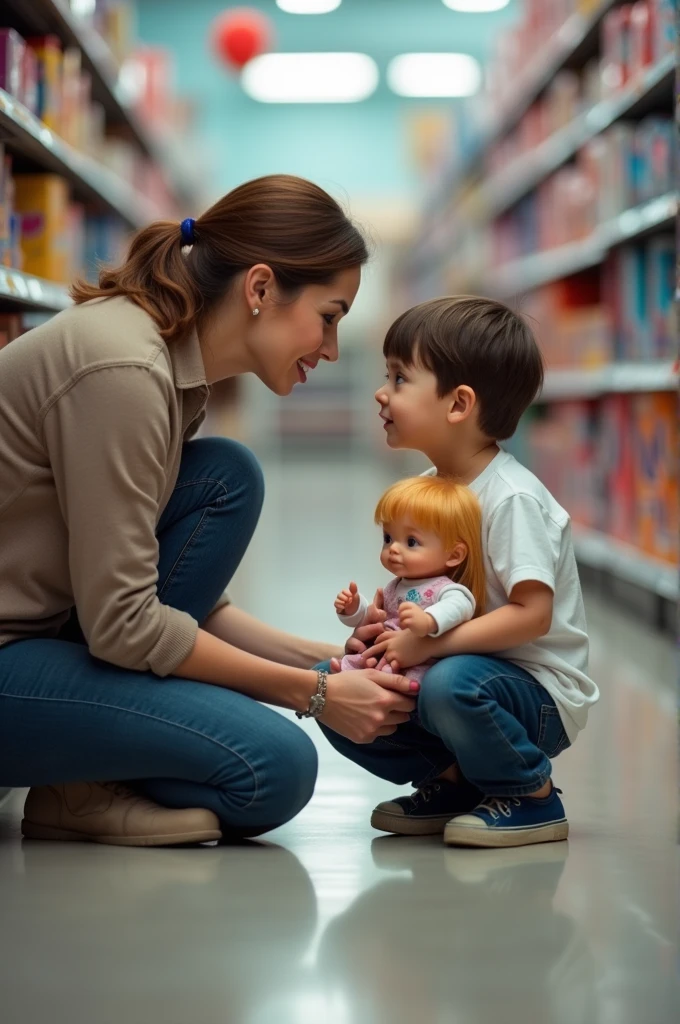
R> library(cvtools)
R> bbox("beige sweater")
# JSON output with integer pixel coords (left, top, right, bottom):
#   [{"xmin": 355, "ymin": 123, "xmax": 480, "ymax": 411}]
[{"xmin": 0, "ymin": 296, "xmax": 210, "ymax": 676}]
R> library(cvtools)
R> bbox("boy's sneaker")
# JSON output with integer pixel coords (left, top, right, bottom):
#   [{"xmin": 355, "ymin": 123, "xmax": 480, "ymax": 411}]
[
  {"xmin": 444, "ymin": 787, "xmax": 569, "ymax": 848},
  {"xmin": 371, "ymin": 777, "xmax": 482, "ymax": 836}
]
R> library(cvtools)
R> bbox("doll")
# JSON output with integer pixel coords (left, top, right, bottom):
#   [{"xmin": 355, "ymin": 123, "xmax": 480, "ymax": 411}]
[{"xmin": 335, "ymin": 475, "xmax": 485, "ymax": 683}]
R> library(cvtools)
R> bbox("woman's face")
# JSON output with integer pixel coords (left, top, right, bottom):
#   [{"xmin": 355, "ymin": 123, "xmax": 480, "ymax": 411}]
[{"xmin": 248, "ymin": 265, "xmax": 362, "ymax": 396}]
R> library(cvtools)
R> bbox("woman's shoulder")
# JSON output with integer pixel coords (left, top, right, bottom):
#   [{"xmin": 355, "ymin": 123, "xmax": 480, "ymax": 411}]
[{"xmin": 50, "ymin": 296, "xmax": 168, "ymax": 370}]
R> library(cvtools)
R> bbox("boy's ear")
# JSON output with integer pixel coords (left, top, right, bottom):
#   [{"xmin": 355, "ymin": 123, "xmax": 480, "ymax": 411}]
[
  {"xmin": 446, "ymin": 542, "xmax": 468, "ymax": 568},
  {"xmin": 446, "ymin": 385, "xmax": 476, "ymax": 425}
]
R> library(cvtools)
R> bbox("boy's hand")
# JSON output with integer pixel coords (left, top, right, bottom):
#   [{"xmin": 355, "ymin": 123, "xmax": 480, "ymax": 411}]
[
  {"xmin": 398, "ymin": 602, "xmax": 436, "ymax": 638},
  {"xmin": 335, "ymin": 581, "xmax": 360, "ymax": 617},
  {"xmin": 363, "ymin": 628, "xmax": 431, "ymax": 672}
]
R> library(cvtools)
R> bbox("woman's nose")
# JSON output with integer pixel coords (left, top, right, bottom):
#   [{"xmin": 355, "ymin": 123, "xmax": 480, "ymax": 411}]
[{"xmin": 320, "ymin": 334, "xmax": 339, "ymax": 363}]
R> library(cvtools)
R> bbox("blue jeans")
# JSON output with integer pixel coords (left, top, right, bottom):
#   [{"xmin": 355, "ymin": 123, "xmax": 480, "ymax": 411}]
[
  {"xmin": 319, "ymin": 654, "xmax": 570, "ymax": 798},
  {"xmin": 0, "ymin": 438, "xmax": 318, "ymax": 836}
]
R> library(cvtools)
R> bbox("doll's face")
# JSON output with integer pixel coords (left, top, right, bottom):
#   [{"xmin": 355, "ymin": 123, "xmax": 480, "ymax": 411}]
[{"xmin": 380, "ymin": 520, "xmax": 465, "ymax": 580}]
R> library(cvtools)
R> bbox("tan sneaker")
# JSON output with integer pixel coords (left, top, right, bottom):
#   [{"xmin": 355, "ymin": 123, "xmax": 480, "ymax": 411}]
[{"xmin": 21, "ymin": 782, "xmax": 221, "ymax": 847}]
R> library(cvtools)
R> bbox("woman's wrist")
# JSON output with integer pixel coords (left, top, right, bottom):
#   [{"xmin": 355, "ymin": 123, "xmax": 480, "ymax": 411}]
[{"xmin": 290, "ymin": 668, "xmax": 322, "ymax": 714}]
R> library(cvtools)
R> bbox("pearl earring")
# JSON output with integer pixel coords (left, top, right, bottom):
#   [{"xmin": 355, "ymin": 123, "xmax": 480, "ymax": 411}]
[{"xmin": 252, "ymin": 307, "xmax": 260, "ymax": 316}]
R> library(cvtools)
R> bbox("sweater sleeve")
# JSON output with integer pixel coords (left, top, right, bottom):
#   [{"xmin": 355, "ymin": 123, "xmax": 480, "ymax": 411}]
[{"xmin": 42, "ymin": 363, "xmax": 198, "ymax": 676}]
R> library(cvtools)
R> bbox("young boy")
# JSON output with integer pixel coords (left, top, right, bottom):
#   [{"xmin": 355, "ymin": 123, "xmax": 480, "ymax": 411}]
[{"xmin": 322, "ymin": 296, "xmax": 599, "ymax": 848}]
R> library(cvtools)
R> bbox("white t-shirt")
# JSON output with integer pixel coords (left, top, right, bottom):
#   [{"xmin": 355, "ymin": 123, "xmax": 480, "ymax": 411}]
[{"xmin": 425, "ymin": 450, "xmax": 599, "ymax": 741}]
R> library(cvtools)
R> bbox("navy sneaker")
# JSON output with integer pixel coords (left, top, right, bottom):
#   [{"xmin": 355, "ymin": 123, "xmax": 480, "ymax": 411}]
[
  {"xmin": 444, "ymin": 787, "xmax": 569, "ymax": 848},
  {"xmin": 371, "ymin": 777, "xmax": 482, "ymax": 836}
]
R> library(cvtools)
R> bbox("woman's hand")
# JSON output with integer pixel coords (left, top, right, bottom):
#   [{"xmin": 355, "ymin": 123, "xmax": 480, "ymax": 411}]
[
  {"xmin": 335, "ymin": 581, "xmax": 361, "ymax": 618},
  {"xmin": 398, "ymin": 601, "xmax": 435, "ymax": 638},
  {"xmin": 362, "ymin": 629, "xmax": 431, "ymax": 672},
  {"xmin": 319, "ymin": 668, "xmax": 418, "ymax": 744}
]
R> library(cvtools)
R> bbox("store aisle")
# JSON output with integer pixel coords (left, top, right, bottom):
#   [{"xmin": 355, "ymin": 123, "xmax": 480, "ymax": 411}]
[{"xmin": 0, "ymin": 452, "xmax": 677, "ymax": 1024}]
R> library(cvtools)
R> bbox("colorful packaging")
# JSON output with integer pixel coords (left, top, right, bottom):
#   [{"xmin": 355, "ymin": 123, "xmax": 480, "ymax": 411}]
[
  {"xmin": 13, "ymin": 174, "xmax": 70, "ymax": 282},
  {"xmin": 601, "ymin": 5, "xmax": 635, "ymax": 97},
  {"xmin": 629, "ymin": 1, "xmax": 654, "ymax": 78},
  {"xmin": 0, "ymin": 312, "xmax": 24, "ymax": 350},
  {"xmin": 608, "ymin": 246, "xmax": 648, "ymax": 360},
  {"xmin": 633, "ymin": 392, "xmax": 679, "ymax": 563},
  {"xmin": 60, "ymin": 47, "xmax": 82, "ymax": 147},
  {"xmin": 645, "ymin": 235, "xmax": 676, "ymax": 359},
  {"xmin": 20, "ymin": 44, "xmax": 38, "ymax": 114},
  {"xmin": 650, "ymin": 0, "xmax": 677, "ymax": 60},
  {"xmin": 634, "ymin": 117, "xmax": 675, "ymax": 202},
  {"xmin": 27, "ymin": 36, "xmax": 62, "ymax": 132},
  {"xmin": 600, "ymin": 395, "xmax": 636, "ymax": 545},
  {"xmin": 0, "ymin": 28, "xmax": 25, "ymax": 99}
]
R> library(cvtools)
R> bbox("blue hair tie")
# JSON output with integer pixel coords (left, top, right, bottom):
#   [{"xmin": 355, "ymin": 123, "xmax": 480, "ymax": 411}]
[{"xmin": 180, "ymin": 218, "xmax": 196, "ymax": 246}]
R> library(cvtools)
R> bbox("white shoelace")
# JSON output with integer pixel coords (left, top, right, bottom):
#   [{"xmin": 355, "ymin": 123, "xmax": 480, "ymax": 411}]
[{"xmin": 477, "ymin": 796, "xmax": 522, "ymax": 820}]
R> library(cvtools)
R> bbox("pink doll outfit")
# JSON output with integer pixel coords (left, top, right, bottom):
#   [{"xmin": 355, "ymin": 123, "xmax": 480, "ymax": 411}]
[{"xmin": 338, "ymin": 576, "xmax": 475, "ymax": 683}]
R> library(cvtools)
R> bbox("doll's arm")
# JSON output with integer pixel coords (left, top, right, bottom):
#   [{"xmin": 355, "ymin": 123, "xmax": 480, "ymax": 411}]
[
  {"xmin": 426, "ymin": 584, "xmax": 476, "ymax": 635},
  {"xmin": 335, "ymin": 582, "xmax": 370, "ymax": 629}
]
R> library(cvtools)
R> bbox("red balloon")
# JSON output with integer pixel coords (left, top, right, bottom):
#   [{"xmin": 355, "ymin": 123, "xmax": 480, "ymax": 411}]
[{"xmin": 211, "ymin": 8, "xmax": 274, "ymax": 71}]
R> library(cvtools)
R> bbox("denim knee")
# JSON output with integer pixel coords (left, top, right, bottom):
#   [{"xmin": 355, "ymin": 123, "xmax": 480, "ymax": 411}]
[
  {"xmin": 246, "ymin": 723, "xmax": 319, "ymax": 830},
  {"xmin": 418, "ymin": 656, "xmax": 483, "ymax": 735},
  {"xmin": 196, "ymin": 436, "xmax": 265, "ymax": 513}
]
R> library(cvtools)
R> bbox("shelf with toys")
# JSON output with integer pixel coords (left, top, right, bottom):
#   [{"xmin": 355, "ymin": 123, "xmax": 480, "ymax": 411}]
[
  {"xmin": 2, "ymin": 0, "xmax": 197, "ymax": 204},
  {"xmin": 403, "ymin": 0, "xmax": 677, "ymax": 608},
  {"xmin": 0, "ymin": 86, "xmax": 161, "ymax": 229},
  {"xmin": 0, "ymin": 265, "xmax": 69, "ymax": 314}
]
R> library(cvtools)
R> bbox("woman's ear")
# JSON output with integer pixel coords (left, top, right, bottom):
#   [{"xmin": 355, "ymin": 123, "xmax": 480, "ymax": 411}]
[
  {"xmin": 446, "ymin": 385, "xmax": 476, "ymax": 425},
  {"xmin": 243, "ymin": 263, "xmax": 276, "ymax": 312},
  {"xmin": 446, "ymin": 542, "xmax": 468, "ymax": 568}
]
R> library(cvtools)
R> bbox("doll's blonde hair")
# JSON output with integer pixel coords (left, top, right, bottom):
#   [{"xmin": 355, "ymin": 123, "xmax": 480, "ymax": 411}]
[{"xmin": 374, "ymin": 476, "xmax": 485, "ymax": 616}]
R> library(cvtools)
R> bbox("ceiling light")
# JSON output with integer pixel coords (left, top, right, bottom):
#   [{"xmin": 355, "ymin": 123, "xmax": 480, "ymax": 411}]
[
  {"xmin": 387, "ymin": 53, "xmax": 481, "ymax": 98},
  {"xmin": 242, "ymin": 53, "xmax": 378, "ymax": 103},
  {"xmin": 443, "ymin": 0, "xmax": 511, "ymax": 11},
  {"xmin": 276, "ymin": 0, "xmax": 342, "ymax": 12}
]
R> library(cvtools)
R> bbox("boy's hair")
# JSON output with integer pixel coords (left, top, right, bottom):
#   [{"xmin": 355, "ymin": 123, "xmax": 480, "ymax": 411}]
[
  {"xmin": 374, "ymin": 475, "xmax": 485, "ymax": 616},
  {"xmin": 383, "ymin": 296, "xmax": 544, "ymax": 440}
]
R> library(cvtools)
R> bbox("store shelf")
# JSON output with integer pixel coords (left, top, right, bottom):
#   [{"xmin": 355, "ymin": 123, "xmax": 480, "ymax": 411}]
[
  {"xmin": 425, "ymin": 0, "xmax": 616, "ymax": 214},
  {"xmin": 3, "ymin": 0, "xmax": 196, "ymax": 205},
  {"xmin": 481, "ymin": 54, "xmax": 675, "ymax": 220},
  {"xmin": 0, "ymin": 88, "xmax": 161, "ymax": 229},
  {"xmin": 537, "ymin": 361, "xmax": 678, "ymax": 402},
  {"xmin": 490, "ymin": 192, "xmax": 677, "ymax": 296},
  {"xmin": 0, "ymin": 267, "xmax": 70, "ymax": 313},
  {"xmin": 573, "ymin": 525, "xmax": 678, "ymax": 601}
]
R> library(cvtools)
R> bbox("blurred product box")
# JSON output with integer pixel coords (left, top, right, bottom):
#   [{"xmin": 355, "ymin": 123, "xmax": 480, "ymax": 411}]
[
  {"xmin": 13, "ymin": 173, "xmax": 70, "ymax": 282},
  {"xmin": 632, "ymin": 392, "xmax": 678, "ymax": 563},
  {"xmin": 0, "ymin": 149, "xmax": 20, "ymax": 269},
  {"xmin": 605, "ymin": 236, "xmax": 676, "ymax": 360},
  {"xmin": 600, "ymin": 395, "xmax": 636, "ymax": 546},
  {"xmin": 0, "ymin": 27, "xmax": 25, "ymax": 99},
  {"xmin": 629, "ymin": 2, "xmax": 654, "ymax": 79},
  {"xmin": 83, "ymin": 214, "xmax": 127, "ymax": 282},
  {"xmin": 601, "ymin": 5, "xmax": 634, "ymax": 97},
  {"xmin": 21, "ymin": 44, "xmax": 38, "ymax": 115},
  {"xmin": 27, "ymin": 36, "xmax": 62, "ymax": 131},
  {"xmin": 645, "ymin": 235, "xmax": 675, "ymax": 359},
  {"xmin": 0, "ymin": 312, "xmax": 23, "ymax": 350},
  {"xmin": 651, "ymin": 0, "xmax": 676, "ymax": 60}
]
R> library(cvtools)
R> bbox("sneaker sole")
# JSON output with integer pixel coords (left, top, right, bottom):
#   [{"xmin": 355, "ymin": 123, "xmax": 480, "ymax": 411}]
[
  {"xmin": 21, "ymin": 820, "xmax": 222, "ymax": 847},
  {"xmin": 371, "ymin": 808, "xmax": 453, "ymax": 836},
  {"xmin": 443, "ymin": 820, "xmax": 569, "ymax": 848}
]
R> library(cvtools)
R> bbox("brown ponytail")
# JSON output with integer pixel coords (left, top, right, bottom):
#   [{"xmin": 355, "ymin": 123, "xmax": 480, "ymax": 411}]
[{"xmin": 71, "ymin": 174, "xmax": 369, "ymax": 342}]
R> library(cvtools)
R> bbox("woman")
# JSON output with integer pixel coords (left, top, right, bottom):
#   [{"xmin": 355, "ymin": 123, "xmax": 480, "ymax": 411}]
[{"xmin": 0, "ymin": 175, "xmax": 416, "ymax": 847}]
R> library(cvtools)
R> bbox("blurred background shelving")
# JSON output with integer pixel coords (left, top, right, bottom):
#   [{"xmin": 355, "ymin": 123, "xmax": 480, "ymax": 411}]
[{"xmin": 399, "ymin": 0, "xmax": 678, "ymax": 626}]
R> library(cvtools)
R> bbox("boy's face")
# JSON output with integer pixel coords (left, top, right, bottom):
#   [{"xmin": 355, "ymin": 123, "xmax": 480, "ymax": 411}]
[
  {"xmin": 380, "ymin": 519, "xmax": 455, "ymax": 579},
  {"xmin": 375, "ymin": 357, "xmax": 452, "ymax": 457}
]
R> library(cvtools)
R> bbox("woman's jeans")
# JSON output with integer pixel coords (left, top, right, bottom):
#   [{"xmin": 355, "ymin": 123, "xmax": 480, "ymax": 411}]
[
  {"xmin": 0, "ymin": 438, "xmax": 318, "ymax": 836},
  {"xmin": 320, "ymin": 655, "xmax": 570, "ymax": 798}
]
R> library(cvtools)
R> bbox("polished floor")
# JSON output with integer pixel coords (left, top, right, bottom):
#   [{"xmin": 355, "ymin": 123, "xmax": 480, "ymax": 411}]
[{"xmin": 0, "ymin": 454, "xmax": 677, "ymax": 1024}]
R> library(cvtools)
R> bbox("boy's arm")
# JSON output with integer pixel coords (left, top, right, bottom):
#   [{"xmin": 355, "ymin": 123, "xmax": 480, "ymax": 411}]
[{"xmin": 429, "ymin": 580, "xmax": 553, "ymax": 656}]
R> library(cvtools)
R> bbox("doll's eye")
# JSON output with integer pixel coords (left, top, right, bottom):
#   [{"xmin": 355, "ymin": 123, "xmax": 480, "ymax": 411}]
[
  {"xmin": 407, "ymin": 537, "xmax": 419, "ymax": 548},
  {"xmin": 383, "ymin": 533, "xmax": 391, "ymax": 545}
]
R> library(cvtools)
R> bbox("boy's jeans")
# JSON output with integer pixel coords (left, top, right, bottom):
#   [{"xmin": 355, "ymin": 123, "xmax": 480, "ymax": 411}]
[{"xmin": 319, "ymin": 654, "xmax": 571, "ymax": 798}]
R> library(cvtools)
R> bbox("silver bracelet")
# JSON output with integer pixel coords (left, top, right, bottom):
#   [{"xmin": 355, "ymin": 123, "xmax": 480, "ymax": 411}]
[{"xmin": 295, "ymin": 669, "xmax": 328, "ymax": 719}]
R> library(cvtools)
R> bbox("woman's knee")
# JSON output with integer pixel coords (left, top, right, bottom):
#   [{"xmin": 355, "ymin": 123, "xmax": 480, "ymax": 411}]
[
  {"xmin": 231, "ymin": 721, "xmax": 319, "ymax": 832},
  {"xmin": 188, "ymin": 437, "xmax": 265, "ymax": 514}
]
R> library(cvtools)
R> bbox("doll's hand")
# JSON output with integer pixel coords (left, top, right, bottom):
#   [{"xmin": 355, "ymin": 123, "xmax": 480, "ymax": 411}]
[
  {"xmin": 335, "ymin": 581, "xmax": 360, "ymax": 617},
  {"xmin": 398, "ymin": 602, "xmax": 436, "ymax": 638}
]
